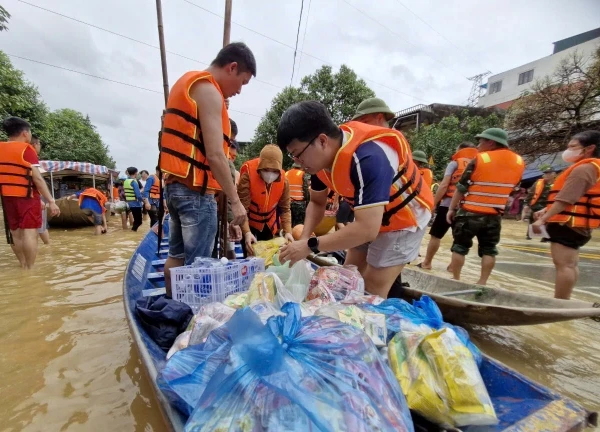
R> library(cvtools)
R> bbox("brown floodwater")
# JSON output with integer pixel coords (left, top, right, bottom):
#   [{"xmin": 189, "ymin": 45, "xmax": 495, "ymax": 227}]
[{"xmin": 0, "ymin": 217, "xmax": 598, "ymax": 431}]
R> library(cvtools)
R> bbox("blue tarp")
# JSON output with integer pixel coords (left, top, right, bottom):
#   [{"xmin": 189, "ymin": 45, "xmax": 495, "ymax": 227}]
[{"xmin": 522, "ymin": 152, "xmax": 568, "ymax": 182}]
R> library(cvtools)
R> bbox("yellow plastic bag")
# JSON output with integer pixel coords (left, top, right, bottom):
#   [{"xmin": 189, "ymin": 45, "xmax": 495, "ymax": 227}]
[
  {"xmin": 388, "ymin": 326, "xmax": 453, "ymax": 427},
  {"xmin": 246, "ymin": 272, "xmax": 280, "ymax": 304},
  {"xmin": 252, "ymin": 237, "xmax": 286, "ymax": 266},
  {"xmin": 421, "ymin": 328, "xmax": 497, "ymax": 426}
]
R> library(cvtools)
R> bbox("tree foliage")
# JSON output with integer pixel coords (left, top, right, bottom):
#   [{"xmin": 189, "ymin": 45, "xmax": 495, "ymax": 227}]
[
  {"xmin": 506, "ymin": 48, "xmax": 600, "ymax": 156},
  {"xmin": 245, "ymin": 65, "xmax": 375, "ymax": 169},
  {"xmin": 0, "ymin": 5, "xmax": 10, "ymax": 32},
  {"xmin": 0, "ymin": 50, "xmax": 115, "ymax": 168},
  {"xmin": 39, "ymin": 109, "xmax": 116, "ymax": 168},
  {"xmin": 0, "ymin": 51, "xmax": 48, "ymax": 138},
  {"xmin": 407, "ymin": 111, "xmax": 503, "ymax": 180}
]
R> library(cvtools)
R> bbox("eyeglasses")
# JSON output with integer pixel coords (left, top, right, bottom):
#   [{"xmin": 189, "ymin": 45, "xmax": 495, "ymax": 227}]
[{"xmin": 288, "ymin": 135, "xmax": 319, "ymax": 161}]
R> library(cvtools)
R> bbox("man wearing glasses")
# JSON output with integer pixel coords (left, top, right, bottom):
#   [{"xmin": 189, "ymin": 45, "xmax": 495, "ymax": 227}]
[{"xmin": 278, "ymin": 100, "xmax": 433, "ymax": 298}]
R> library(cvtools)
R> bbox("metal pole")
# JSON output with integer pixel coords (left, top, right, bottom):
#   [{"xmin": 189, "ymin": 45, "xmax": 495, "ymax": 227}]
[
  {"xmin": 50, "ymin": 171, "xmax": 55, "ymax": 199},
  {"xmin": 92, "ymin": 174, "xmax": 96, "ymax": 188},
  {"xmin": 223, "ymin": 0, "xmax": 232, "ymax": 46},
  {"xmin": 156, "ymin": 0, "xmax": 170, "ymax": 105}
]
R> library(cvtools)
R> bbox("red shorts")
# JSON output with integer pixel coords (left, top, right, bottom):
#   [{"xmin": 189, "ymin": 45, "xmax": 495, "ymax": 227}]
[{"xmin": 2, "ymin": 196, "xmax": 43, "ymax": 230}]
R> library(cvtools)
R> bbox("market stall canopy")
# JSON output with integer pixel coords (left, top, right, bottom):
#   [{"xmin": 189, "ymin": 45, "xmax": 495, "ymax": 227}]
[{"xmin": 40, "ymin": 160, "xmax": 119, "ymax": 180}]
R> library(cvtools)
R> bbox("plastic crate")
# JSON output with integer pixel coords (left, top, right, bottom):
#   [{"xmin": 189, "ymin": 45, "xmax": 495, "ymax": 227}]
[{"xmin": 170, "ymin": 258, "xmax": 265, "ymax": 313}]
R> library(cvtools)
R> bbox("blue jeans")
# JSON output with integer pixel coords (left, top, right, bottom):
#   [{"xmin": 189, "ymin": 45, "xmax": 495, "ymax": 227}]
[{"xmin": 166, "ymin": 182, "xmax": 217, "ymax": 264}]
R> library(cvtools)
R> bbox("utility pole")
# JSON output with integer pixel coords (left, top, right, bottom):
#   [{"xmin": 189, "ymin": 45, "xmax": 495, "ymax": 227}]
[
  {"xmin": 467, "ymin": 72, "xmax": 491, "ymax": 107},
  {"xmin": 219, "ymin": 0, "xmax": 233, "ymax": 258},
  {"xmin": 156, "ymin": 0, "xmax": 169, "ymax": 105},
  {"xmin": 223, "ymin": 0, "xmax": 232, "ymax": 47}
]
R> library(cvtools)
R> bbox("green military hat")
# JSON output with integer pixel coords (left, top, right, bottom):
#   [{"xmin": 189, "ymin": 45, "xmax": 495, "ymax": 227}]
[
  {"xmin": 412, "ymin": 150, "xmax": 429, "ymax": 164},
  {"xmin": 475, "ymin": 128, "xmax": 509, "ymax": 147},
  {"xmin": 351, "ymin": 97, "xmax": 395, "ymax": 121}
]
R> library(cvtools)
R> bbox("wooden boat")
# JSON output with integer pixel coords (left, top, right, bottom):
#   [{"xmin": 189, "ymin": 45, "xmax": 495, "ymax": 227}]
[
  {"xmin": 397, "ymin": 267, "xmax": 600, "ymax": 326},
  {"xmin": 124, "ymin": 230, "xmax": 596, "ymax": 431},
  {"xmin": 47, "ymin": 197, "xmax": 94, "ymax": 228}
]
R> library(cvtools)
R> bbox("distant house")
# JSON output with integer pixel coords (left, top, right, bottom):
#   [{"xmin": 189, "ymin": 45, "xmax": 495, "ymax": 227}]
[
  {"xmin": 478, "ymin": 28, "xmax": 600, "ymax": 110},
  {"xmin": 389, "ymin": 103, "xmax": 501, "ymax": 133}
]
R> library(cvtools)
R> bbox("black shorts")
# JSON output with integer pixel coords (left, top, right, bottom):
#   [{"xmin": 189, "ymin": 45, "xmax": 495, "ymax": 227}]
[
  {"xmin": 546, "ymin": 223, "xmax": 591, "ymax": 250},
  {"xmin": 429, "ymin": 206, "xmax": 451, "ymax": 239},
  {"xmin": 451, "ymin": 214, "xmax": 502, "ymax": 257}
]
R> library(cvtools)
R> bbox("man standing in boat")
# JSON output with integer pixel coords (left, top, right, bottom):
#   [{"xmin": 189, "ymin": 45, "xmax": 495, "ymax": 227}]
[
  {"xmin": 277, "ymin": 101, "xmax": 433, "ymax": 298},
  {"xmin": 446, "ymin": 128, "xmax": 524, "ymax": 285},
  {"xmin": 159, "ymin": 42, "xmax": 256, "ymax": 296},
  {"xmin": 0, "ymin": 117, "xmax": 60, "ymax": 269}
]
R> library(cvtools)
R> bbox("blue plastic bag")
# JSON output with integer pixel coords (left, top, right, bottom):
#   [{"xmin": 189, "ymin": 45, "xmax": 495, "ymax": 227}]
[
  {"xmin": 158, "ymin": 303, "xmax": 414, "ymax": 432},
  {"xmin": 360, "ymin": 296, "xmax": 482, "ymax": 365}
]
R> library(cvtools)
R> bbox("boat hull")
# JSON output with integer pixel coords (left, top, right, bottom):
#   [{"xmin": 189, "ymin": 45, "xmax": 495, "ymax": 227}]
[{"xmin": 399, "ymin": 268, "xmax": 600, "ymax": 326}]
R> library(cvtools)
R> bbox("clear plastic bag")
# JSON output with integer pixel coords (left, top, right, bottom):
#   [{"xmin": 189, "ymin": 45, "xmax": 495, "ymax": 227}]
[
  {"xmin": 274, "ymin": 260, "xmax": 312, "ymax": 308},
  {"xmin": 306, "ymin": 265, "xmax": 364, "ymax": 303},
  {"xmin": 166, "ymin": 330, "xmax": 191, "ymax": 360},
  {"xmin": 247, "ymin": 272, "xmax": 282, "ymax": 304},
  {"xmin": 158, "ymin": 303, "xmax": 414, "ymax": 432}
]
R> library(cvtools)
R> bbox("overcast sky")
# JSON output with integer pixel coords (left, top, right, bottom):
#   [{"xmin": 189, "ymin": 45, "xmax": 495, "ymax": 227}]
[{"xmin": 1, "ymin": 0, "xmax": 599, "ymax": 172}]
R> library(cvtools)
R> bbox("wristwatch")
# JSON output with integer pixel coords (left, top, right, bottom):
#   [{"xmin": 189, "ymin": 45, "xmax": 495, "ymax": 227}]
[{"xmin": 307, "ymin": 237, "xmax": 320, "ymax": 254}]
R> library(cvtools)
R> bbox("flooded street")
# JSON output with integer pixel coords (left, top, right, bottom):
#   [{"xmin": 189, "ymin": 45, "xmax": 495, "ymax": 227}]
[{"xmin": 0, "ymin": 217, "xmax": 598, "ymax": 431}]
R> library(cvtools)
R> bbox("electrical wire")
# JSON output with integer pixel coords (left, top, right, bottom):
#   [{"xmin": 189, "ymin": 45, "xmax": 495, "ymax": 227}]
[
  {"xmin": 341, "ymin": 0, "xmax": 467, "ymax": 78},
  {"xmin": 393, "ymin": 0, "xmax": 492, "ymax": 73},
  {"xmin": 295, "ymin": 0, "xmax": 312, "ymax": 86},
  {"xmin": 290, "ymin": 0, "xmax": 305, "ymax": 86},
  {"xmin": 5, "ymin": 53, "xmax": 263, "ymax": 118},
  {"xmin": 16, "ymin": 0, "xmax": 284, "ymax": 89}
]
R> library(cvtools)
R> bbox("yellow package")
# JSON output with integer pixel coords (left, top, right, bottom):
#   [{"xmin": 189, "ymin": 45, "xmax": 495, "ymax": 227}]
[
  {"xmin": 421, "ymin": 328, "xmax": 497, "ymax": 427},
  {"xmin": 224, "ymin": 293, "xmax": 249, "ymax": 309},
  {"xmin": 388, "ymin": 330, "xmax": 454, "ymax": 427},
  {"xmin": 247, "ymin": 272, "xmax": 278, "ymax": 304},
  {"xmin": 253, "ymin": 237, "xmax": 286, "ymax": 266}
]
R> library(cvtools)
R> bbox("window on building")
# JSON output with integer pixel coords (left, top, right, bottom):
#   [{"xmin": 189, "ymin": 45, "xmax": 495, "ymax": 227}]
[
  {"xmin": 489, "ymin": 80, "xmax": 502, "ymax": 94},
  {"xmin": 518, "ymin": 69, "xmax": 534, "ymax": 85}
]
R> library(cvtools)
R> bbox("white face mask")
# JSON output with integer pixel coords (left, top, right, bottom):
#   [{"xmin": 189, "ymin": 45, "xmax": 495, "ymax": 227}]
[
  {"xmin": 562, "ymin": 148, "xmax": 583, "ymax": 163},
  {"xmin": 260, "ymin": 171, "xmax": 279, "ymax": 184}
]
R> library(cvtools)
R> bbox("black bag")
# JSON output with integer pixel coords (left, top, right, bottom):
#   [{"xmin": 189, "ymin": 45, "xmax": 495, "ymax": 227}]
[{"xmin": 135, "ymin": 296, "xmax": 193, "ymax": 351}]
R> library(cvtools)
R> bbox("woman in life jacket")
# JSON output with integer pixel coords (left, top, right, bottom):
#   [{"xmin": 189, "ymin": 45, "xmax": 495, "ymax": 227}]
[
  {"xmin": 237, "ymin": 145, "xmax": 293, "ymax": 254},
  {"xmin": 532, "ymin": 130, "xmax": 600, "ymax": 299}
]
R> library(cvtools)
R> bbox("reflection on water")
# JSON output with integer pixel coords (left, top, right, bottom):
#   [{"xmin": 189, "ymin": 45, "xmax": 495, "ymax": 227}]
[
  {"xmin": 0, "ymin": 218, "xmax": 598, "ymax": 431},
  {"xmin": 0, "ymin": 216, "xmax": 164, "ymax": 431}
]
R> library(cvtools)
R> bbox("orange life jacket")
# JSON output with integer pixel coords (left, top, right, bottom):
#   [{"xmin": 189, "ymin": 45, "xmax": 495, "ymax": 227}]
[
  {"xmin": 546, "ymin": 158, "xmax": 600, "ymax": 229},
  {"xmin": 242, "ymin": 158, "xmax": 286, "ymax": 235},
  {"xmin": 79, "ymin": 187, "xmax": 108, "ymax": 213},
  {"xmin": 461, "ymin": 148, "xmax": 524, "ymax": 215},
  {"xmin": 0, "ymin": 141, "xmax": 35, "ymax": 198},
  {"xmin": 149, "ymin": 174, "xmax": 161, "ymax": 199},
  {"xmin": 112, "ymin": 186, "xmax": 119, "ymax": 201},
  {"xmin": 445, "ymin": 147, "xmax": 479, "ymax": 198},
  {"xmin": 316, "ymin": 121, "xmax": 434, "ymax": 232},
  {"xmin": 529, "ymin": 178, "xmax": 547, "ymax": 207},
  {"xmin": 420, "ymin": 168, "xmax": 433, "ymax": 188},
  {"xmin": 286, "ymin": 168, "xmax": 305, "ymax": 202},
  {"xmin": 159, "ymin": 71, "xmax": 231, "ymax": 194}
]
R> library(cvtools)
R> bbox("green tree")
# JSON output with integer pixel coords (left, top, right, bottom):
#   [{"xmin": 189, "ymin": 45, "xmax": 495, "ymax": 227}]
[
  {"xmin": 246, "ymin": 65, "xmax": 375, "ymax": 169},
  {"xmin": 0, "ymin": 50, "xmax": 48, "ymax": 139},
  {"xmin": 0, "ymin": 5, "xmax": 10, "ymax": 32},
  {"xmin": 407, "ymin": 111, "xmax": 503, "ymax": 180},
  {"xmin": 40, "ymin": 109, "xmax": 116, "ymax": 168}
]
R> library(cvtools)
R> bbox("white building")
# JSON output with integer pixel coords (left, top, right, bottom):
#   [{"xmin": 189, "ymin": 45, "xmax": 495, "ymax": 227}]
[{"xmin": 479, "ymin": 28, "xmax": 600, "ymax": 109}]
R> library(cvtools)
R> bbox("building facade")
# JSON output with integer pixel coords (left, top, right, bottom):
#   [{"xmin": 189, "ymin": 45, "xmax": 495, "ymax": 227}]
[{"xmin": 479, "ymin": 28, "xmax": 600, "ymax": 109}]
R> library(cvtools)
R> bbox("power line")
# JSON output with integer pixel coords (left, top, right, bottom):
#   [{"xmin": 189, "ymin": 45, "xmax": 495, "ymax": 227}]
[
  {"xmin": 295, "ymin": 0, "xmax": 312, "ymax": 86},
  {"xmin": 340, "ymin": 0, "xmax": 467, "ymax": 79},
  {"xmin": 16, "ymin": 0, "xmax": 284, "ymax": 90},
  {"xmin": 392, "ymin": 0, "xmax": 491, "ymax": 73},
  {"xmin": 290, "ymin": 0, "xmax": 305, "ymax": 86},
  {"xmin": 5, "ymin": 53, "xmax": 263, "ymax": 118},
  {"xmin": 180, "ymin": 0, "xmax": 427, "ymax": 102}
]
